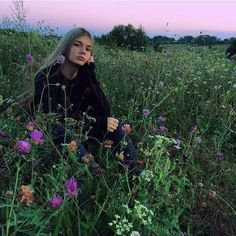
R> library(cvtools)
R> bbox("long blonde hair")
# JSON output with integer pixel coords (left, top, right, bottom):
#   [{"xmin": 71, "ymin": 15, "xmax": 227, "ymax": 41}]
[{"xmin": 37, "ymin": 27, "xmax": 92, "ymax": 74}]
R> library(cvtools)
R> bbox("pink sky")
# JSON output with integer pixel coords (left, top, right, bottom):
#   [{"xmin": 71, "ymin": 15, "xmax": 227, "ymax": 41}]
[{"xmin": 1, "ymin": 0, "xmax": 236, "ymax": 38}]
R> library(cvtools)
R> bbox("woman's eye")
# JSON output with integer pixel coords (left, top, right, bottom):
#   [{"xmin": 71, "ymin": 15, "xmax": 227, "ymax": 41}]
[
  {"xmin": 86, "ymin": 48, "xmax": 92, "ymax": 52},
  {"xmin": 74, "ymin": 43, "xmax": 80, "ymax": 47}
]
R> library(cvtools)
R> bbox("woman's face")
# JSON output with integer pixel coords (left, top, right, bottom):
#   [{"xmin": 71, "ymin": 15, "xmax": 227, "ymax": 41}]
[{"xmin": 68, "ymin": 35, "xmax": 93, "ymax": 66}]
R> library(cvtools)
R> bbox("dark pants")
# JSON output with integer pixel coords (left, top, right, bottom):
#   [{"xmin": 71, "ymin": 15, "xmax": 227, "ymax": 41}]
[{"xmin": 51, "ymin": 123, "xmax": 137, "ymax": 170}]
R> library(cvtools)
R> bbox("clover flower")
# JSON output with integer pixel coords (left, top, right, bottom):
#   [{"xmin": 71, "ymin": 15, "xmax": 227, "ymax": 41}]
[
  {"xmin": 30, "ymin": 130, "xmax": 44, "ymax": 145},
  {"xmin": 122, "ymin": 124, "xmax": 131, "ymax": 133},
  {"xmin": 26, "ymin": 53, "xmax": 34, "ymax": 65},
  {"xmin": 65, "ymin": 177, "xmax": 81, "ymax": 197},
  {"xmin": 68, "ymin": 140, "xmax": 77, "ymax": 152},
  {"xmin": 0, "ymin": 130, "xmax": 6, "ymax": 137},
  {"xmin": 130, "ymin": 231, "xmax": 141, "ymax": 236},
  {"xmin": 49, "ymin": 195, "xmax": 63, "ymax": 208},
  {"xmin": 158, "ymin": 115, "xmax": 167, "ymax": 122},
  {"xmin": 26, "ymin": 121, "xmax": 36, "ymax": 131},
  {"xmin": 159, "ymin": 125, "xmax": 168, "ymax": 133},
  {"xmin": 16, "ymin": 140, "xmax": 31, "ymax": 154},
  {"xmin": 103, "ymin": 139, "xmax": 114, "ymax": 148},
  {"xmin": 191, "ymin": 125, "xmax": 198, "ymax": 132},
  {"xmin": 19, "ymin": 185, "xmax": 34, "ymax": 205}
]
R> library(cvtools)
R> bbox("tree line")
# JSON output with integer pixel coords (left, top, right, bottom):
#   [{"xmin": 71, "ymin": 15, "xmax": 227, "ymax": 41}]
[{"xmin": 95, "ymin": 24, "xmax": 236, "ymax": 51}]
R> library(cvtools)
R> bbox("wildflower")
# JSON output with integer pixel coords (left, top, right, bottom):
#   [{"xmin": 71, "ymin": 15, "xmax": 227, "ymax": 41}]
[
  {"xmin": 91, "ymin": 163, "xmax": 106, "ymax": 174},
  {"xmin": 194, "ymin": 136, "xmax": 202, "ymax": 144},
  {"xmin": 158, "ymin": 81, "xmax": 164, "ymax": 88},
  {"xmin": 103, "ymin": 139, "xmax": 114, "ymax": 148},
  {"xmin": 5, "ymin": 191, "xmax": 13, "ymax": 198},
  {"xmin": 174, "ymin": 138, "xmax": 181, "ymax": 149},
  {"xmin": 115, "ymin": 151, "xmax": 124, "ymax": 161},
  {"xmin": 130, "ymin": 231, "xmax": 141, "ymax": 236},
  {"xmin": 122, "ymin": 163, "xmax": 130, "ymax": 171},
  {"xmin": 19, "ymin": 185, "xmax": 34, "ymax": 205},
  {"xmin": 49, "ymin": 195, "xmax": 63, "ymax": 208},
  {"xmin": 191, "ymin": 125, "xmax": 198, "ymax": 132},
  {"xmin": 159, "ymin": 125, "xmax": 168, "ymax": 134},
  {"xmin": 122, "ymin": 124, "xmax": 131, "ymax": 133},
  {"xmin": 56, "ymin": 54, "xmax": 65, "ymax": 64},
  {"xmin": 0, "ymin": 130, "xmax": 6, "ymax": 137},
  {"xmin": 16, "ymin": 140, "xmax": 31, "ymax": 154},
  {"xmin": 68, "ymin": 140, "xmax": 77, "ymax": 152},
  {"xmin": 142, "ymin": 108, "xmax": 150, "ymax": 118},
  {"xmin": 65, "ymin": 177, "xmax": 81, "ymax": 197},
  {"xmin": 81, "ymin": 153, "xmax": 94, "ymax": 164},
  {"xmin": 26, "ymin": 121, "xmax": 35, "ymax": 131},
  {"xmin": 216, "ymin": 151, "xmax": 224, "ymax": 158},
  {"xmin": 158, "ymin": 115, "xmax": 167, "ymax": 122},
  {"xmin": 25, "ymin": 53, "xmax": 34, "ymax": 65},
  {"xmin": 30, "ymin": 130, "xmax": 44, "ymax": 145}
]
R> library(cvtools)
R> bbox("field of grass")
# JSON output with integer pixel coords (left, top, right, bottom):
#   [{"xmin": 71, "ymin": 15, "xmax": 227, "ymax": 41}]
[{"xmin": 0, "ymin": 29, "xmax": 236, "ymax": 236}]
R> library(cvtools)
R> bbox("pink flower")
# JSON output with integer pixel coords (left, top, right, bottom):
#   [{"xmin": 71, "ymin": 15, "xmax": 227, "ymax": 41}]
[
  {"xmin": 122, "ymin": 124, "xmax": 131, "ymax": 133},
  {"xmin": 191, "ymin": 125, "xmax": 198, "ymax": 132},
  {"xmin": 30, "ymin": 130, "xmax": 44, "ymax": 145},
  {"xmin": 158, "ymin": 115, "xmax": 167, "ymax": 122},
  {"xmin": 26, "ymin": 121, "xmax": 36, "ymax": 131},
  {"xmin": 26, "ymin": 53, "xmax": 34, "ymax": 65},
  {"xmin": 0, "ymin": 130, "xmax": 6, "ymax": 137},
  {"xmin": 65, "ymin": 177, "xmax": 81, "ymax": 197},
  {"xmin": 159, "ymin": 125, "xmax": 168, "ymax": 133},
  {"xmin": 16, "ymin": 140, "xmax": 31, "ymax": 154},
  {"xmin": 49, "ymin": 195, "xmax": 63, "ymax": 208}
]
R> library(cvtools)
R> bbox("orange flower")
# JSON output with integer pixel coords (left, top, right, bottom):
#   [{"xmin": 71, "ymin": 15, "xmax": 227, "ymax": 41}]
[
  {"xmin": 68, "ymin": 140, "xmax": 77, "ymax": 152},
  {"xmin": 19, "ymin": 185, "xmax": 34, "ymax": 206},
  {"xmin": 103, "ymin": 139, "xmax": 114, "ymax": 148}
]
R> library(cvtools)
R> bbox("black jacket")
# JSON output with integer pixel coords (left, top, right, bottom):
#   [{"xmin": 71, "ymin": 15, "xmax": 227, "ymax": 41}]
[{"xmin": 34, "ymin": 62, "xmax": 111, "ymax": 139}]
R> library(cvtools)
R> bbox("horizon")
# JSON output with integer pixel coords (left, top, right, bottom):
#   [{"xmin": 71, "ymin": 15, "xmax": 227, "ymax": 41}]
[{"xmin": 0, "ymin": 0, "xmax": 236, "ymax": 40}]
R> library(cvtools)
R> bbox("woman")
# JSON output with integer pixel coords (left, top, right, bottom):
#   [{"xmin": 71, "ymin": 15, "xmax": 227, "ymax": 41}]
[{"xmin": 33, "ymin": 27, "xmax": 137, "ymax": 171}]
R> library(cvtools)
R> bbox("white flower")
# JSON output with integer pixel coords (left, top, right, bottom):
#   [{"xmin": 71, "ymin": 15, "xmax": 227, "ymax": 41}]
[{"xmin": 130, "ymin": 231, "xmax": 141, "ymax": 236}]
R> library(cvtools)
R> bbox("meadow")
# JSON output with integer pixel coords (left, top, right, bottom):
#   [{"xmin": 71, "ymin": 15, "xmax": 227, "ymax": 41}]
[{"xmin": 0, "ymin": 29, "xmax": 236, "ymax": 236}]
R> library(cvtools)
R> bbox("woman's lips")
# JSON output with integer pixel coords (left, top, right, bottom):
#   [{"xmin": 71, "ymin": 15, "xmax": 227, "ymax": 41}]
[{"xmin": 77, "ymin": 56, "xmax": 85, "ymax": 61}]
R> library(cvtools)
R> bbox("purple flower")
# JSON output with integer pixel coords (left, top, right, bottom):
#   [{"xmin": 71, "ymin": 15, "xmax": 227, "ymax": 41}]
[
  {"xmin": 49, "ymin": 195, "xmax": 63, "ymax": 208},
  {"xmin": 158, "ymin": 115, "xmax": 167, "ymax": 122},
  {"xmin": 159, "ymin": 125, "xmax": 168, "ymax": 134},
  {"xmin": 56, "ymin": 54, "xmax": 65, "ymax": 64},
  {"xmin": 175, "ymin": 139, "xmax": 181, "ymax": 147},
  {"xmin": 16, "ymin": 140, "xmax": 31, "ymax": 154},
  {"xmin": 30, "ymin": 130, "xmax": 44, "ymax": 145},
  {"xmin": 216, "ymin": 151, "xmax": 224, "ymax": 158},
  {"xmin": 65, "ymin": 177, "xmax": 81, "ymax": 197},
  {"xmin": 191, "ymin": 125, "xmax": 198, "ymax": 132},
  {"xmin": 25, "ymin": 53, "xmax": 34, "ymax": 65},
  {"xmin": 0, "ymin": 130, "xmax": 6, "ymax": 137},
  {"xmin": 142, "ymin": 108, "xmax": 150, "ymax": 118}
]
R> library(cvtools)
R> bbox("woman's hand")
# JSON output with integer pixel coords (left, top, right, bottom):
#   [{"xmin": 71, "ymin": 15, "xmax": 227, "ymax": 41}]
[{"xmin": 107, "ymin": 117, "xmax": 119, "ymax": 132}]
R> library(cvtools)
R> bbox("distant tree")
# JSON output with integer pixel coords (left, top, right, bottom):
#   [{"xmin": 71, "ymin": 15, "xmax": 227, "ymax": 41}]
[
  {"xmin": 95, "ymin": 24, "xmax": 149, "ymax": 51},
  {"xmin": 178, "ymin": 36, "xmax": 194, "ymax": 45}
]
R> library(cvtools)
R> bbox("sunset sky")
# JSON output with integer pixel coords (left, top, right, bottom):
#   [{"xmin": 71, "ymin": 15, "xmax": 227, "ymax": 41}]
[{"xmin": 0, "ymin": 0, "xmax": 236, "ymax": 39}]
